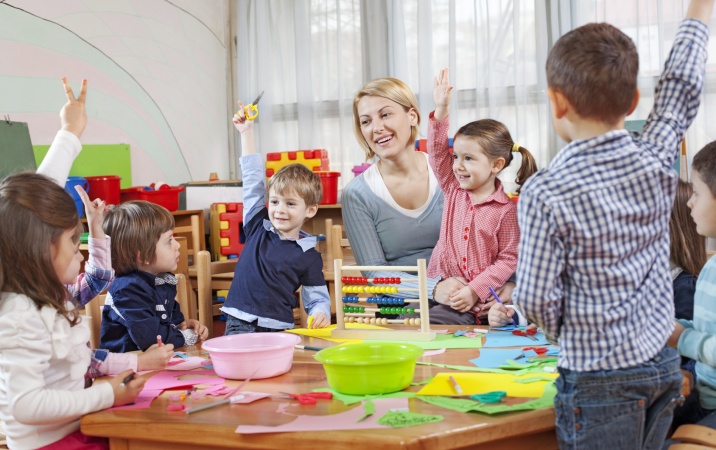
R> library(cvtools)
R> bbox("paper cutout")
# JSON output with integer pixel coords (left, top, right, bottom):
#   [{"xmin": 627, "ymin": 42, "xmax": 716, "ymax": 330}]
[
  {"xmin": 482, "ymin": 331, "xmax": 549, "ymax": 347},
  {"xmin": 420, "ymin": 348, "xmax": 446, "ymax": 357},
  {"xmin": 417, "ymin": 382, "xmax": 557, "ymax": 415},
  {"xmin": 164, "ymin": 356, "xmax": 207, "ymax": 371},
  {"xmin": 416, "ymin": 372, "xmax": 558, "ymax": 398},
  {"xmin": 236, "ymin": 398, "xmax": 410, "ymax": 434},
  {"xmin": 356, "ymin": 399, "xmax": 375, "ymax": 422},
  {"xmin": 469, "ymin": 349, "xmax": 524, "ymax": 368},
  {"xmin": 285, "ymin": 323, "xmax": 386, "ymax": 343},
  {"xmin": 377, "ymin": 411, "xmax": 443, "ymax": 428},
  {"xmin": 111, "ymin": 389, "xmax": 164, "ymax": 410},
  {"xmin": 372, "ymin": 334, "xmax": 482, "ymax": 350},
  {"xmin": 314, "ymin": 388, "xmax": 415, "ymax": 406},
  {"xmin": 229, "ymin": 392, "xmax": 271, "ymax": 404}
]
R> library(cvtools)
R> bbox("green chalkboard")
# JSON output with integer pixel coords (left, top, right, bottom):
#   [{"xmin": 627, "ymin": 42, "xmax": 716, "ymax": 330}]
[
  {"xmin": 0, "ymin": 121, "xmax": 36, "ymax": 179},
  {"xmin": 33, "ymin": 144, "xmax": 132, "ymax": 188}
]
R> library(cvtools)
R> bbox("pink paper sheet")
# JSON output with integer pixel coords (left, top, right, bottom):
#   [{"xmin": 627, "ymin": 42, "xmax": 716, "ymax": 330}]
[
  {"xmin": 235, "ymin": 398, "xmax": 409, "ymax": 434},
  {"xmin": 108, "ymin": 370, "xmax": 226, "ymax": 410}
]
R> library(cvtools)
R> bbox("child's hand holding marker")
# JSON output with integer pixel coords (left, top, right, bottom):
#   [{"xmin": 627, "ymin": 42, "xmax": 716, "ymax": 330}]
[
  {"xmin": 110, "ymin": 370, "xmax": 146, "ymax": 407},
  {"xmin": 137, "ymin": 337, "xmax": 174, "ymax": 371}
]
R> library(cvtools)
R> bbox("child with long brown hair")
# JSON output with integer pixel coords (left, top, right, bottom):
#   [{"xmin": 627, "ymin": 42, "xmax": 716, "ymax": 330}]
[
  {"xmin": 671, "ymin": 178, "xmax": 707, "ymax": 321},
  {"xmin": 426, "ymin": 68, "xmax": 537, "ymax": 324},
  {"xmin": 0, "ymin": 173, "xmax": 147, "ymax": 449}
]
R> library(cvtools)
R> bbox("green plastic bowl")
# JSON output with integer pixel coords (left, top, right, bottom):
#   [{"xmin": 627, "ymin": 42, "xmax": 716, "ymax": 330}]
[{"xmin": 314, "ymin": 342, "xmax": 423, "ymax": 395}]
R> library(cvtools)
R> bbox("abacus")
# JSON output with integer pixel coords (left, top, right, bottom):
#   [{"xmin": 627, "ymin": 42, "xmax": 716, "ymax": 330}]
[{"xmin": 331, "ymin": 259, "xmax": 436, "ymax": 341}]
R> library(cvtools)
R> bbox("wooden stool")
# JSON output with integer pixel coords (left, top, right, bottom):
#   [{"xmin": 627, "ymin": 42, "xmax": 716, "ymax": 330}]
[{"xmin": 670, "ymin": 424, "xmax": 716, "ymax": 449}]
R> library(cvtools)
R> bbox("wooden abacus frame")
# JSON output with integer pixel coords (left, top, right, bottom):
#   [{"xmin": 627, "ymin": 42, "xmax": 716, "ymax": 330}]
[{"xmin": 331, "ymin": 258, "xmax": 436, "ymax": 341}]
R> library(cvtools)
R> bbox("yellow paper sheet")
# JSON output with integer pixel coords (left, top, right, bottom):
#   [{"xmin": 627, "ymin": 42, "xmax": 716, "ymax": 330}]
[
  {"xmin": 416, "ymin": 372, "xmax": 558, "ymax": 398},
  {"xmin": 285, "ymin": 323, "xmax": 389, "ymax": 343}
]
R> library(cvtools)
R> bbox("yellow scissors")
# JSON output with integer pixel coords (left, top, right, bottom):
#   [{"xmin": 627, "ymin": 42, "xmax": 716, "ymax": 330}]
[{"xmin": 242, "ymin": 91, "xmax": 264, "ymax": 121}]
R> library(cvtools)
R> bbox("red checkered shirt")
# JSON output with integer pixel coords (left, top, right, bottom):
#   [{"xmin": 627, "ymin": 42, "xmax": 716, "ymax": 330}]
[{"xmin": 426, "ymin": 112, "xmax": 519, "ymax": 304}]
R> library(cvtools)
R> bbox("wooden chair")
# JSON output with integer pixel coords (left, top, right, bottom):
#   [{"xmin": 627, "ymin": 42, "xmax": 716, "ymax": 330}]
[
  {"xmin": 669, "ymin": 424, "xmax": 716, "ymax": 449},
  {"xmin": 173, "ymin": 213, "xmax": 202, "ymax": 266},
  {"xmin": 196, "ymin": 250, "xmax": 238, "ymax": 338},
  {"xmin": 83, "ymin": 274, "xmax": 188, "ymax": 349},
  {"xmin": 331, "ymin": 224, "xmax": 353, "ymax": 263}
]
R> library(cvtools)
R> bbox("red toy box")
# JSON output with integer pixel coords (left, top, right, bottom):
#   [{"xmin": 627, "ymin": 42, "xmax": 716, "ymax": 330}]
[{"xmin": 120, "ymin": 185, "xmax": 186, "ymax": 211}]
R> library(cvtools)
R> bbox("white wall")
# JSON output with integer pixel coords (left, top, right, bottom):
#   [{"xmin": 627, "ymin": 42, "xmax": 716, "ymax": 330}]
[{"xmin": 0, "ymin": 0, "xmax": 231, "ymax": 186}]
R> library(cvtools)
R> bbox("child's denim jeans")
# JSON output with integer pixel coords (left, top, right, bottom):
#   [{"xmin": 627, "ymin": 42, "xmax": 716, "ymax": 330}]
[
  {"xmin": 224, "ymin": 316, "xmax": 284, "ymax": 335},
  {"xmin": 555, "ymin": 345, "xmax": 682, "ymax": 450}
]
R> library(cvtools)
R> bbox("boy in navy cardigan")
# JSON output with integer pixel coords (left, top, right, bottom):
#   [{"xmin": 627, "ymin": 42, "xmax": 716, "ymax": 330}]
[
  {"xmin": 222, "ymin": 100, "xmax": 331, "ymax": 334},
  {"xmin": 101, "ymin": 201, "xmax": 208, "ymax": 351}
]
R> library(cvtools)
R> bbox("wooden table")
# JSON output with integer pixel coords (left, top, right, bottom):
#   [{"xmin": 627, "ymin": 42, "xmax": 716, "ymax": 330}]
[{"xmin": 81, "ymin": 327, "xmax": 557, "ymax": 449}]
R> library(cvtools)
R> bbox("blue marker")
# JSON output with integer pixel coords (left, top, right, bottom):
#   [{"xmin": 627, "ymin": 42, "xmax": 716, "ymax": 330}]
[{"xmin": 488, "ymin": 286, "xmax": 517, "ymax": 326}]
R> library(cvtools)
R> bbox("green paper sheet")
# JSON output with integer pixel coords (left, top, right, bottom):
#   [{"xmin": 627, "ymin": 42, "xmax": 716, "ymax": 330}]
[
  {"xmin": 377, "ymin": 411, "xmax": 444, "ymax": 428},
  {"xmin": 314, "ymin": 388, "xmax": 416, "ymax": 406},
  {"xmin": 417, "ymin": 382, "xmax": 557, "ymax": 415}
]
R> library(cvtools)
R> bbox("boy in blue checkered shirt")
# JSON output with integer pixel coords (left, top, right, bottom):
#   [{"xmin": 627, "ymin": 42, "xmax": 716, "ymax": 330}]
[{"xmin": 511, "ymin": 1, "xmax": 714, "ymax": 448}]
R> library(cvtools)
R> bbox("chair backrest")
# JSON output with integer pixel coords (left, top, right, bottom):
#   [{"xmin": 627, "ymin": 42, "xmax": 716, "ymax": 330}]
[
  {"xmin": 173, "ymin": 213, "xmax": 203, "ymax": 265},
  {"xmin": 196, "ymin": 250, "xmax": 238, "ymax": 338},
  {"xmin": 331, "ymin": 224, "xmax": 353, "ymax": 263},
  {"xmin": 85, "ymin": 294, "xmax": 105, "ymax": 349}
]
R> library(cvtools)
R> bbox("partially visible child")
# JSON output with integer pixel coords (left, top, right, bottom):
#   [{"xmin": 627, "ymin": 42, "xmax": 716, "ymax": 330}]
[
  {"xmin": 512, "ymin": 1, "xmax": 713, "ymax": 447},
  {"xmin": 101, "ymin": 201, "xmax": 208, "ymax": 351},
  {"xmin": 669, "ymin": 142, "xmax": 716, "ymax": 429},
  {"xmin": 425, "ymin": 68, "xmax": 536, "ymax": 325},
  {"xmin": 221, "ymin": 100, "xmax": 331, "ymax": 334},
  {"xmin": 0, "ymin": 173, "xmax": 146, "ymax": 449},
  {"xmin": 37, "ymin": 77, "xmax": 175, "ymax": 371},
  {"xmin": 670, "ymin": 179, "xmax": 706, "ymax": 322}
]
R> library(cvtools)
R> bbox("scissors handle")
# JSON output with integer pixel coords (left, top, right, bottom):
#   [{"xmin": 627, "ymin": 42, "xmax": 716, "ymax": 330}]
[{"xmin": 244, "ymin": 103, "xmax": 259, "ymax": 121}]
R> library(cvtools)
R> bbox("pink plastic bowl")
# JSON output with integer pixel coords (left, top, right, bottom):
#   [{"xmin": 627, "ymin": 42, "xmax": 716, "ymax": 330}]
[{"xmin": 201, "ymin": 333, "xmax": 301, "ymax": 380}]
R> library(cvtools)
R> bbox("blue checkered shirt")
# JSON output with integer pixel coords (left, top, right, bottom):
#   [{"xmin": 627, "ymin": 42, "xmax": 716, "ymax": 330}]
[{"xmin": 513, "ymin": 19, "xmax": 709, "ymax": 371}]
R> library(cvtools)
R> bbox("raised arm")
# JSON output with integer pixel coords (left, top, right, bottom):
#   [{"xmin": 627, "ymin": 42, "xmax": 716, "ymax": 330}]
[
  {"xmin": 686, "ymin": 0, "xmax": 714, "ymax": 22},
  {"xmin": 37, "ymin": 78, "xmax": 88, "ymax": 185}
]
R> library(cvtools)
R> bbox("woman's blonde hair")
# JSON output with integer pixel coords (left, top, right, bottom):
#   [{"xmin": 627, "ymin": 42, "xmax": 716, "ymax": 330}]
[
  {"xmin": 0, "ymin": 172, "xmax": 81, "ymax": 325},
  {"xmin": 352, "ymin": 77, "xmax": 421, "ymax": 160}
]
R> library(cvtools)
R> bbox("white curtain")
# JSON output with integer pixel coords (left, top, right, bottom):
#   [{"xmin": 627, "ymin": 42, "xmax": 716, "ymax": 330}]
[{"xmin": 232, "ymin": 0, "xmax": 716, "ymax": 194}]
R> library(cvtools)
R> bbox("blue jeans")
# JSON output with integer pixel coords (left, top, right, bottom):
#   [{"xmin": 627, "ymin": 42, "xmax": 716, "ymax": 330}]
[
  {"xmin": 224, "ymin": 316, "xmax": 284, "ymax": 335},
  {"xmin": 555, "ymin": 346, "xmax": 682, "ymax": 450}
]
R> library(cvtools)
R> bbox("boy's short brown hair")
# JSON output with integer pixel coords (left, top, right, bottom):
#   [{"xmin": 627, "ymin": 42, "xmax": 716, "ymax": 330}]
[
  {"xmin": 268, "ymin": 164, "xmax": 323, "ymax": 206},
  {"xmin": 103, "ymin": 200, "xmax": 175, "ymax": 276},
  {"xmin": 693, "ymin": 141, "xmax": 716, "ymax": 197},
  {"xmin": 546, "ymin": 22, "xmax": 638, "ymax": 125}
]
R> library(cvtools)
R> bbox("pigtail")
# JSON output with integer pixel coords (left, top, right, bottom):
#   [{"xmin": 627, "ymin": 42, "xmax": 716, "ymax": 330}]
[{"xmin": 514, "ymin": 145, "xmax": 538, "ymax": 193}]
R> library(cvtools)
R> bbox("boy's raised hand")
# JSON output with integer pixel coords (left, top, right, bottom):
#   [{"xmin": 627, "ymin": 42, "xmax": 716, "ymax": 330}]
[
  {"xmin": 232, "ymin": 100, "xmax": 253, "ymax": 134},
  {"xmin": 433, "ymin": 67, "xmax": 453, "ymax": 122},
  {"xmin": 60, "ymin": 77, "xmax": 88, "ymax": 139},
  {"xmin": 75, "ymin": 185, "xmax": 107, "ymax": 239}
]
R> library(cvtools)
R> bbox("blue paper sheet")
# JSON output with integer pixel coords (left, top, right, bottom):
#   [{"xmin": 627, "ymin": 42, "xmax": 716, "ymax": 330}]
[
  {"xmin": 482, "ymin": 331, "xmax": 549, "ymax": 347},
  {"xmin": 469, "ymin": 348, "xmax": 524, "ymax": 368}
]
